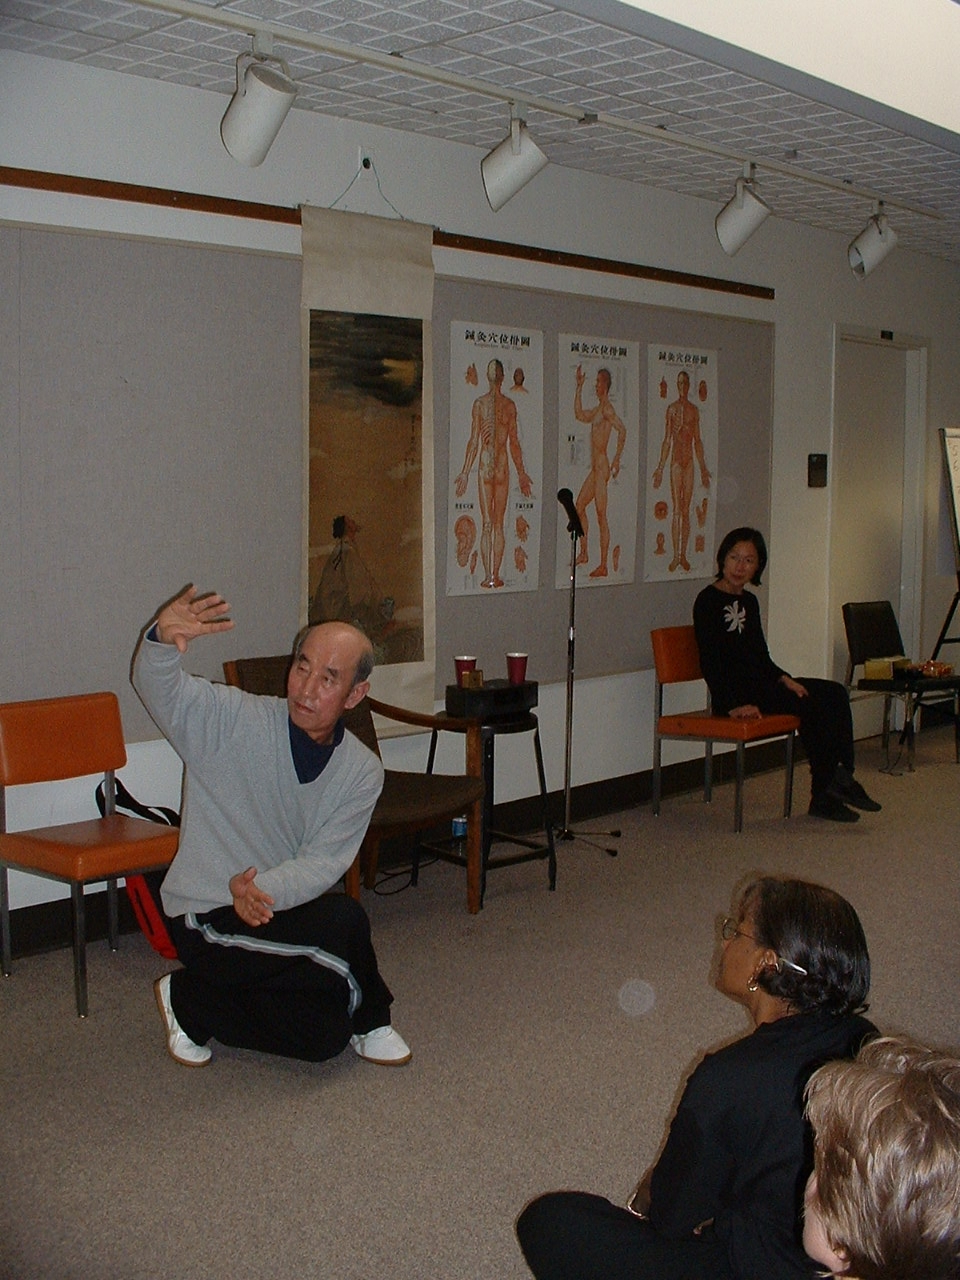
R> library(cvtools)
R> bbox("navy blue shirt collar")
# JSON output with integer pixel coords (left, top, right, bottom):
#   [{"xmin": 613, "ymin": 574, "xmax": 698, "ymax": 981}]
[{"xmin": 288, "ymin": 716, "xmax": 345, "ymax": 784}]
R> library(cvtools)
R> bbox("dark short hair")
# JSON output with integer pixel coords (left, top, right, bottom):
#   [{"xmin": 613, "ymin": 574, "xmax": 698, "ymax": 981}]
[
  {"xmin": 716, "ymin": 527, "xmax": 768, "ymax": 586},
  {"xmin": 740, "ymin": 876, "xmax": 870, "ymax": 1016}
]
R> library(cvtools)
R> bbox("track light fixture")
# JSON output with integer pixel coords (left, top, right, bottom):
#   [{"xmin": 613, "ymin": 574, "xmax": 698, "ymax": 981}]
[
  {"xmin": 480, "ymin": 104, "xmax": 548, "ymax": 211},
  {"xmin": 715, "ymin": 163, "xmax": 771, "ymax": 256},
  {"xmin": 220, "ymin": 32, "xmax": 298, "ymax": 167},
  {"xmin": 848, "ymin": 203, "xmax": 898, "ymax": 278}
]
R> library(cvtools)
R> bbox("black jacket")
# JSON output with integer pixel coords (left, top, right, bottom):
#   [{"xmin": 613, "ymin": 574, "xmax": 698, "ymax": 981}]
[
  {"xmin": 693, "ymin": 583, "xmax": 785, "ymax": 716},
  {"xmin": 648, "ymin": 1009, "xmax": 877, "ymax": 1280}
]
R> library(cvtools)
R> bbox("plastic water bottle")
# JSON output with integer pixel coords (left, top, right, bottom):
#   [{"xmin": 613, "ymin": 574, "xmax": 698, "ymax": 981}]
[{"xmin": 451, "ymin": 815, "xmax": 467, "ymax": 854}]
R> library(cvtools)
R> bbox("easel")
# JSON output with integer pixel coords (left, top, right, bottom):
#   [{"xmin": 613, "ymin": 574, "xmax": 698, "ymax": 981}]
[
  {"xmin": 931, "ymin": 573, "xmax": 960, "ymax": 661},
  {"xmin": 932, "ymin": 429, "xmax": 960, "ymax": 661}
]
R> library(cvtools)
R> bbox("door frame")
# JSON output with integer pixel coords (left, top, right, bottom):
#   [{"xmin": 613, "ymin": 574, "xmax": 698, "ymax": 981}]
[{"xmin": 829, "ymin": 324, "xmax": 928, "ymax": 667}]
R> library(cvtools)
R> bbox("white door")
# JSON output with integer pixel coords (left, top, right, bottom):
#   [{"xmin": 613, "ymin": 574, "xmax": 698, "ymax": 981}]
[{"xmin": 829, "ymin": 333, "xmax": 924, "ymax": 740}]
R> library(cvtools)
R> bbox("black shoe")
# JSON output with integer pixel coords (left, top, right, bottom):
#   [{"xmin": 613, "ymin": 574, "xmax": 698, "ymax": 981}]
[
  {"xmin": 829, "ymin": 778, "xmax": 881, "ymax": 812},
  {"xmin": 809, "ymin": 794, "xmax": 860, "ymax": 822},
  {"xmin": 828, "ymin": 764, "xmax": 881, "ymax": 812}
]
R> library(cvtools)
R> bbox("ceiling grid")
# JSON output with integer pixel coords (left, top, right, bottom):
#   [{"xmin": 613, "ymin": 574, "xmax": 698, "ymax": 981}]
[{"xmin": 2, "ymin": 0, "xmax": 959, "ymax": 262}]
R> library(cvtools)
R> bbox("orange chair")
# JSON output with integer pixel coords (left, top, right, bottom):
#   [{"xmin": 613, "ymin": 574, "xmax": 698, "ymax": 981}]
[
  {"xmin": 650, "ymin": 626, "xmax": 800, "ymax": 832},
  {"xmin": 0, "ymin": 692, "xmax": 179, "ymax": 1016}
]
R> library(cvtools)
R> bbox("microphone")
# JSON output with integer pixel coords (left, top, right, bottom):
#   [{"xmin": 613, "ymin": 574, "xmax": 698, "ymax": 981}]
[{"xmin": 557, "ymin": 488, "xmax": 584, "ymax": 538}]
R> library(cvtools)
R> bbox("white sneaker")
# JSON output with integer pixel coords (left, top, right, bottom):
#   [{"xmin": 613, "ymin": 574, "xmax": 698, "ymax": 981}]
[
  {"xmin": 154, "ymin": 974, "xmax": 211, "ymax": 1067},
  {"xmin": 350, "ymin": 1025, "xmax": 412, "ymax": 1066}
]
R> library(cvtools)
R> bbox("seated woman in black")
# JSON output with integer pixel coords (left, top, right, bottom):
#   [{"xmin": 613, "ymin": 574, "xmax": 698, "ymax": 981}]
[
  {"xmin": 515, "ymin": 877, "xmax": 877, "ymax": 1280},
  {"xmin": 693, "ymin": 526, "xmax": 879, "ymax": 822}
]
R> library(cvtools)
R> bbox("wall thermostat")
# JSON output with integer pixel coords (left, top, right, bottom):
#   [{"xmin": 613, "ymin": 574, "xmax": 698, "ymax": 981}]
[{"xmin": 808, "ymin": 454, "xmax": 828, "ymax": 488}]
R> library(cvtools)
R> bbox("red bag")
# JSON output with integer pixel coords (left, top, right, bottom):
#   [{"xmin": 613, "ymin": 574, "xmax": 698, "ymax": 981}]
[
  {"xmin": 124, "ymin": 869, "xmax": 178, "ymax": 960},
  {"xmin": 95, "ymin": 780, "xmax": 179, "ymax": 960}
]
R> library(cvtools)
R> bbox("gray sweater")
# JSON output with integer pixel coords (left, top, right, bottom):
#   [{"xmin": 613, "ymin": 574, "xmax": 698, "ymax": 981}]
[{"xmin": 132, "ymin": 635, "xmax": 384, "ymax": 918}]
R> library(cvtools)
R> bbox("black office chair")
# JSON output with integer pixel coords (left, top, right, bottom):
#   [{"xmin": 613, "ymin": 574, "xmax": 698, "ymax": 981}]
[{"xmin": 842, "ymin": 600, "xmax": 960, "ymax": 769}]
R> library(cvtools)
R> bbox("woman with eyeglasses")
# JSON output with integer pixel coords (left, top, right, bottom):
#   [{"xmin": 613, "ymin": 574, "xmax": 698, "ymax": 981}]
[
  {"xmin": 693, "ymin": 526, "xmax": 880, "ymax": 822},
  {"xmin": 515, "ymin": 876, "xmax": 876, "ymax": 1280}
]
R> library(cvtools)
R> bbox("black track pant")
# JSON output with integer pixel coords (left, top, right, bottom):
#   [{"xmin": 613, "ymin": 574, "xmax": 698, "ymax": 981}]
[
  {"xmin": 755, "ymin": 676, "xmax": 854, "ymax": 798},
  {"xmin": 516, "ymin": 1192, "xmax": 733, "ymax": 1280},
  {"xmin": 165, "ymin": 894, "xmax": 393, "ymax": 1062}
]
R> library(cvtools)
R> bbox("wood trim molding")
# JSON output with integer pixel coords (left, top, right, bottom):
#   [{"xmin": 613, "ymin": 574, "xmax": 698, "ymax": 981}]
[
  {"xmin": 0, "ymin": 166, "xmax": 301, "ymax": 225},
  {"xmin": 1, "ymin": 167, "xmax": 774, "ymax": 300},
  {"xmin": 433, "ymin": 230, "xmax": 774, "ymax": 300}
]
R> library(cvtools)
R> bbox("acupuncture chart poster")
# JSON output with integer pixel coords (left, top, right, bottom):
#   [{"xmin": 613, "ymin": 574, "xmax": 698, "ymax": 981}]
[
  {"xmin": 555, "ymin": 334, "xmax": 640, "ymax": 590},
  {"xmin": 446, "ymin": 322, "xmax": 543, "ymax": 596},
  {"xmin": 643, "ymin": 345, "xmax": 718, "ymax": 583}
]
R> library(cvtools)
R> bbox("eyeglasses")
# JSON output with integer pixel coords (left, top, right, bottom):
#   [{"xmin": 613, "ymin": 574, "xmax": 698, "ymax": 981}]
[
  {"xmin": 719, "ymin": 917, "xmax": 808, "ymax": 976},
  {"xmin": 721, "ymin": 916, "xmax": 752, "ymax": 941}
]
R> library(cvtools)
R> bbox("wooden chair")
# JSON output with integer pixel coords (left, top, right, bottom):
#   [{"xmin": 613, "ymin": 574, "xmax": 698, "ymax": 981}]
[
  {"xmin": 650, "ymin": 626, "xmax": 800, "ymax": 832},
  {"xmin": 842, "ymin": 599, "xmax": 960, "ymax": 769},
  {"xmin": 223, "ymin": 657, "xmax": 486, "ymax": 912},
  {"xmin": 0, "ymin": 692, "xmax": 179, "ymax": 1017}
]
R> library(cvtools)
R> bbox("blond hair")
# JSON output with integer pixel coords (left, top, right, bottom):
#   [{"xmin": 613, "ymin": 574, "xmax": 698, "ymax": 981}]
[{"xmin": 805, "ymin": 1036, "xmax": 960, "ymax": 1279}]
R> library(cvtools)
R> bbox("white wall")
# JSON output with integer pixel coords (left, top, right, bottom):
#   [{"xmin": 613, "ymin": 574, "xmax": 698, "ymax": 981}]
[
  {"xmin": 627, "ymin": 0, "xmax": 960, "ymax": 136},
  {"xmin": 4, "ymin": 51, "xmax": 960, "ymax": 908}
]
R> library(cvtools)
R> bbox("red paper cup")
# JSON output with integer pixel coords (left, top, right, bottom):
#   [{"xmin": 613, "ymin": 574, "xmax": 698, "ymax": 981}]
[
  {"xmin": 506, "ymin": 652, "xmax": 528, "ymax": 685},
  {"xmin": 454, "ymin": 656, "xmax": 477, "ymax": 687}
]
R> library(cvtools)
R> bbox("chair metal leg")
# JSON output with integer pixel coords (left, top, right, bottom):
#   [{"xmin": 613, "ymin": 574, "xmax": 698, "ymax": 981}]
[
  {"xmin": 733, "ymin": 742, "xmax": 745, "ymax": 833},
  {"xmin": 882, "ymin": 695, "xmax": 892, "ymax": 768},
  {"xmin": 783, "ymin": 731, "xmax": 796, "ymax": 817},
  {"xmin": 652, "ymin": 734, "xmax": 662, "ymax": 816},
  {"xmin": 1, "ymin": 865, "xmax": 11, "ymax": 978},
  {"xmin": 466, "ymin": 795, "xmax": 483, "ymax": 914},
  {"xmin": 904, "ymin": 692, "xmax": 917, "ymax": 772},
  {"xmin": 704, "ymin": 742, "xmax": 714, "ymax": 803},
  {"xmin": 71, "ymin": 882, "xmax": 89, "ymax": 1018},
  {"xmin": 954, "ymin": 691, "xmax": 960, "ymax": 763},
  {"xmin": 107, "ymin": 877, "xmax": 120, "ymax": 951}
]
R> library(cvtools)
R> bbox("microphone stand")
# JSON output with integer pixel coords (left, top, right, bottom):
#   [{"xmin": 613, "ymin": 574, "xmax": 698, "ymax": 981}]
[{"xmin": 556, "ymin": 489, "xmax": 619, "ymax": 857}]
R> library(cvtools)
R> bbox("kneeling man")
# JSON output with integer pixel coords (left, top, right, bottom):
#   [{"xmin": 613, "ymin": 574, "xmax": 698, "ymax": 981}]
[{"xmin": 133, "ymin": 585, "xmax": 410, "ymax": 1069}]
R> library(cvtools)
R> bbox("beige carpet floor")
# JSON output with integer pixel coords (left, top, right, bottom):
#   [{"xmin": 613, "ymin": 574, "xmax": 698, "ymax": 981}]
[{"xmin": 2, "ymin": 729, "xmax": 958, "ymax": 1280}]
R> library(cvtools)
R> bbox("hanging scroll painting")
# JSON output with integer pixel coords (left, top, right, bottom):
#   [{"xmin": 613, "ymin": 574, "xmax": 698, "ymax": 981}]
[
  {"xmin": 307, "ymin": 310, "xmax": 425, "ymax": 667},
  {"xmin": 300, "ymin": 207, "xmax": 435, "ymax": 711}
]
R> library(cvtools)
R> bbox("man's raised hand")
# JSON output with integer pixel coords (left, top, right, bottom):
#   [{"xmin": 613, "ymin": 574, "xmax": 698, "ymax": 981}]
[{"xmin": 155, "ymin": 585, "xmax": 234, "ymax": 653}]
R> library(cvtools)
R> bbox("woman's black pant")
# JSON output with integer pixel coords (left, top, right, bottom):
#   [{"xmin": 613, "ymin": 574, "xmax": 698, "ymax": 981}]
[
  {"xmin": 165, "ymin": 893, "xmax": 394, "ymax": 1062},
  {"xmin": 516, "ymin": 1191, "xmax": 732, "ymax": 1280},
  {"xmin": 756, "ymin": 676, "xmax": 854, "ymax": 797}
]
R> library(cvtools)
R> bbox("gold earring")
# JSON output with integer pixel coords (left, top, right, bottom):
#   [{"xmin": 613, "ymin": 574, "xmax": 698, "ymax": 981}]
[{"xmin": 747, "ymin": 975, "xmax": 760, "ymax": 992}]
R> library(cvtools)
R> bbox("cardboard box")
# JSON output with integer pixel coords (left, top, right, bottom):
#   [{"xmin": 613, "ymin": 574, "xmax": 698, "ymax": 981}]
[{"xmin": 863, "ymin": 657, "xmax": 910, "ymax": 680}]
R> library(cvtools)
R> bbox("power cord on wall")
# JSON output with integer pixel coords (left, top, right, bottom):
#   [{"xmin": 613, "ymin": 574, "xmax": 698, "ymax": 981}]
[
  {"xmin": 329, "ymin": 156, "xmax": 406, "ymax": 219},
  {"xmin": 372, "ymin": 854, "xmax": 439, "ymax": 897}
]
